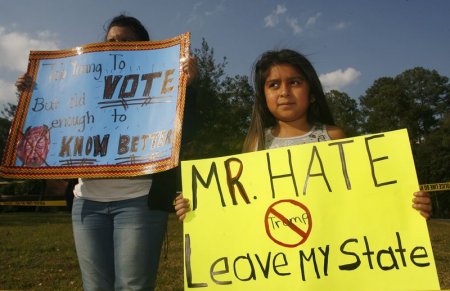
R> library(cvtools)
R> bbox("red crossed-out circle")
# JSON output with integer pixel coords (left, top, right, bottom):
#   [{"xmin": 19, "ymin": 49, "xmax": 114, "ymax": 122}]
[{"xmin": 264, "ymin": 199, "xmax": 312, "ymax": 248}]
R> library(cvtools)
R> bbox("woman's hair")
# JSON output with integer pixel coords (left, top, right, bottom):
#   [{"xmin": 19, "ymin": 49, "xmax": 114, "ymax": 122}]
[
  {"xmin": 104, "ymin": 14, "xmax": 150, "ymax": 41},
  {"xmin": 242, "ymin": 49, "xmax": 335, "ymax": 152}
]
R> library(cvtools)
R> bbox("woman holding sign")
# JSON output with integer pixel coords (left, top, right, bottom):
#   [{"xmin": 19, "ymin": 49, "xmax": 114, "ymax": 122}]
[
  {"xmin": 17, "ymin": 14, "xmax": 197, "ymax": 291},
  {"xmin": 175, "ymin": 49, "xmax": 432, "ymax": 221}
]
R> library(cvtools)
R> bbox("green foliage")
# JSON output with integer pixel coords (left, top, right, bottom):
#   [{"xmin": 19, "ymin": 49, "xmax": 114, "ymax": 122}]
[
  {"xmin": 0, "ymin": 180, "xmax": 45, "ymax": 196},
  {"xmin": 359, "ymin": 67, "xmax": 450, "ymax": 143},
  {"xmin": 413, "ymin": 113, "xmax": 450, "ymax": 218},
  {"xmin": 0, "ymin": 98, "xmax": 17, "ymax": 120},
  {"xmin": 359, "ymin": 77, "xmax": 413, "ymax": 135},
  {"xmin": 397, "ymin": 68, "xmax": 450, "ymax": 135},
  {"xmin": 414, "ymin": 112, "xmax": 450, "ymax": 183},
  {"xmin": 358, "ymin": 68, "xmax": 450, "ymax": 218},
  {"xmin": 186, "ymin": 39, "xmax": 254, "ymax": 159},
  {"xmin": 325, "ymin": 90, "xmax": 361, "ymax": 137},
  {"xmin": 0, "ymin": 117, "xmax": 11, "ymax": 162}
]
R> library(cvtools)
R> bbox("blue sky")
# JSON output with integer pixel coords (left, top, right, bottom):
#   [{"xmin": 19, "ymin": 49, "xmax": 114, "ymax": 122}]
[{"xmin": 1, "ymin": 0, "xmax": 449, "ymax": 110}]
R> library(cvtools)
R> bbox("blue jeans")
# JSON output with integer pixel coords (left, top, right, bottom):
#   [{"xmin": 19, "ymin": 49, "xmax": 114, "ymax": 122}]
[{"xmin": 72, "ymin": 195, "xmax": 168, "ymax": 291}]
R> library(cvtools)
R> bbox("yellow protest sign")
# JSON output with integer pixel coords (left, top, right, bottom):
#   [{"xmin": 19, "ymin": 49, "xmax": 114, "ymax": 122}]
[{"xmin": 181, "ymin": 129, "xmax": 440, "ymax": 290}]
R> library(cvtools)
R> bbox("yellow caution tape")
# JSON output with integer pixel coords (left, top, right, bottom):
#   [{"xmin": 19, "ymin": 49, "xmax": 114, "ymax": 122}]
[
  {"xmin": 1, "ymin": 183, "xmax": 448, "ymax": 207},
  {"xmin": 419, "ymin": 182, "xmax": 450, "ymax": 192},
  {"xmin": 0, "ymin": 200, "xmax": 67, "ymax": 206}
]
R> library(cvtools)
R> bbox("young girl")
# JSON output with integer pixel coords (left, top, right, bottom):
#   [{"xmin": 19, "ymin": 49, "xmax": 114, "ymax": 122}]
[{"xmin": 175, "ymin": 49, "xmax": 432, "ymax": 220}]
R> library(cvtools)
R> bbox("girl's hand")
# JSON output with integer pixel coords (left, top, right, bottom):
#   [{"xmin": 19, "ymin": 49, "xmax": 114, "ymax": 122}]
[
  {"xmin": 412, "ymin": 191, "xmax": 432, "ymax": 219},
  {"xmin": 181, "ymin": 56, "xmax": 198, "ymax": 86},
  {"xmin": 174, "ymin": 193, "xmax": 191, "ymax": 222},
  {"xmin": 15, "ymin": 73, "xmax": 33, "ymax": 92}
]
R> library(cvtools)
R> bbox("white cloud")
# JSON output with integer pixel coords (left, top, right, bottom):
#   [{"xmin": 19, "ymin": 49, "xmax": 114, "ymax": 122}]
[
  {"xmin": 205, "ymin": 1, "xmax": 225, "ymax": 16},
  {"xmin": 319, "ymin": 68, "xmax": 361, "ymax": 91},
  {"xmin": 187, "ymin": 1, "xmax": 225, "ymax": 25},
  {"xmin": 275, "ymin": 4, "xmax": 287, "ymax": 15},
  {"xmin": 286, "ymin": 17, "xmax": 303, "ymax": 35},
  {"xmin": 0, "ymin": 26, "xmax": 60, "ymax": 108},
  {"xmin": 187, "ymin": 2, "xmax": 203, "ymax": 24},
  {"xmin": 265, "ymin": 6, "xmax": 323, "ymax": 35},
  {"xmin": 306, "ymin": 12, "xmax": 322, "ymax": 27},
  {"xmin": 0, "ymin": 78, "xmax": 17, "ymax": 107},
  {"xmin": 0, "ymin": 26, "xmax": 60, "ymax": 72},
  {"xmin": 331, "ymin": 21, "xmax": 348, "ymax": 31},
  {"xmin": 264, "ymin": 4, "xmax": 287, "ymax": 27}
]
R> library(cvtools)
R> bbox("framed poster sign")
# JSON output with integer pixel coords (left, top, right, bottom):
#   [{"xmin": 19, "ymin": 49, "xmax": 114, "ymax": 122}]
[{"xmin": 0, "ymin": 33, "xmax": 190, "ymax": 179}]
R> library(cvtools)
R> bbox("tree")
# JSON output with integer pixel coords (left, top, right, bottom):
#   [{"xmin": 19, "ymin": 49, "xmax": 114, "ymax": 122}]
[
  {"xmin": 1, "ymin": 102, "xmax": 17, "ymax": 120},
  {"xmin": 359, "ymin": 77, "xmax": 415, "ymax": 136},
  {"xmin": 185, "ymin": 39, "xmax": 254, "ymax": 159},
  {"xmin": 359, "ymin": 67, "xmax": 450, "ymax": 143},
  {"xmin": 0, "ymin": 117, "xmax": 11, "ymax": 162},
  {"xmin": 359, "ymin": 67, "xmax": 450, "ymax": 218},
  {"xmin": 1, "ymin": 88, "xmax": 20, "ymax": 120},
  {"xmin": 414, "ymin": 112, "xmax": 450, "ymax": 218},
  {"xmin": 325, "ymin": 90, "xmax": 361, "ymax": 137},
  {"xmin": 0, "ymin": 90, "xmax": 18, "ymax": 161},
  {"xmin": 397, "ymin": 67, "xmax": 450, "ymax": 139},
  {"xmin": 414, "ymin": 112, "xmax": 450, "ymax": 183}
]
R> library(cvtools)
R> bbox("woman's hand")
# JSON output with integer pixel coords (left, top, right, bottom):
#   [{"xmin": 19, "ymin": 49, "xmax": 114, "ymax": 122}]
[
  {"xmin": 15, "ymin": 73, "xmax": 33, "ymax": 92},
  {"xmin": 181, "ymin": 56, "xmax": 198, "ymax": 86}
]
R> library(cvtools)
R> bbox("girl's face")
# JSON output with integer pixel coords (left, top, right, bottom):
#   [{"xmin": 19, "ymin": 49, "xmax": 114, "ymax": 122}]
[
  {"xmin": 264, "ymin": 63, "xmax": 311, "ymax": 126},
  {"xmin": 106, "ymin": 26, "xmax": 139, "ymax": 42}
]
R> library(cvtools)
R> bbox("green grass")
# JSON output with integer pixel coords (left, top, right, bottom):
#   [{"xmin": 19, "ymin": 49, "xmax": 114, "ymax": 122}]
[
  {"xmin": 0, "ymin": 212, "xmax": 449, "ymax": 290},
  {"xmin": 0, "ymin": 212, "xmax": 82, "ymax": 290}
]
